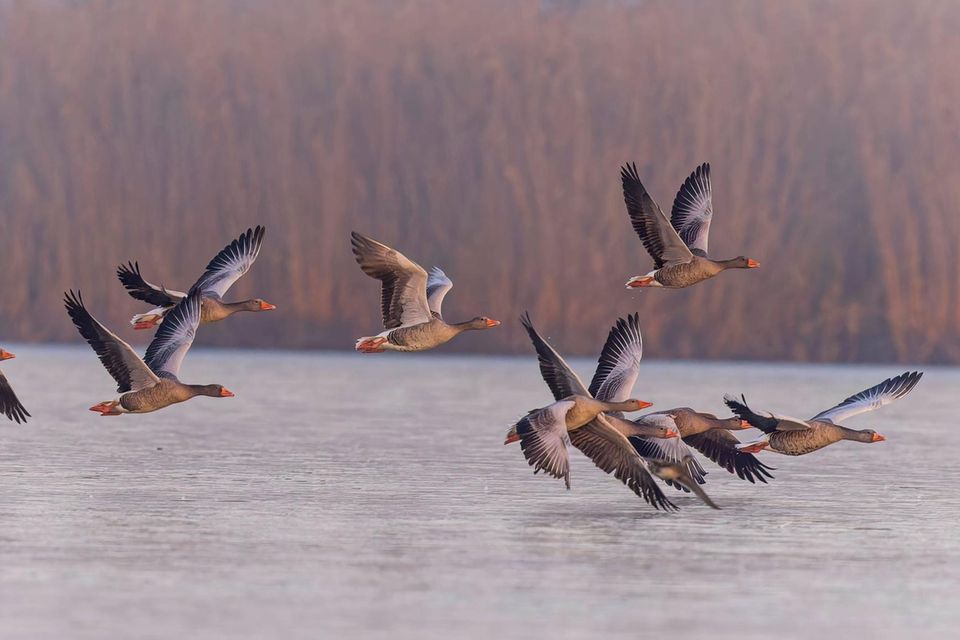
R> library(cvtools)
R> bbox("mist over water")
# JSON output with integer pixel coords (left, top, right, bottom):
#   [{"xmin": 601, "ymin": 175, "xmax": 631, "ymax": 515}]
[{"xmin": 1, "ymin": 345, "xmax": 957, "ymax": 638}]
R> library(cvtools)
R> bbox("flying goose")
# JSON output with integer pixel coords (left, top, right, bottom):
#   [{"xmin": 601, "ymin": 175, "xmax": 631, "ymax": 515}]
[
  {"xmin": 621, "ymin": 163, "xmax": 759, "ymax": 289},
  {"xmin": 631, "ymin": 408, "xmax": 775, "ymax": 485},
  {"xmin": 725, "ymin": 371, "xmax": 923, "ymax": 455},
  {"xmin": 64, "ymin": 290, "xmax": 234, "ymax": 415},
  {"xmin": 117, "ymin": 226, "xmax": 275, "ymax": 330},
  {"xmin": 506, "ymin": 313, "xmax": 716, "ymax": 510},
  {"xmin": 350, "ymin": 232, "xmax": 499, "ymax": 352},
  {"xmin": 0, "ymin": 348, "xmax": 29, "ymax": 423}
]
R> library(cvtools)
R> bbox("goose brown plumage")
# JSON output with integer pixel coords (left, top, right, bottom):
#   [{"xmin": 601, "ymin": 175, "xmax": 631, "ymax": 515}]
[
  {"xmin": 724, "ymin": 371, "xmax": 923, "ymax": 456},
  {"xmin": 621, "ymin": 163, "xmax": 759, "ymax": 289},
  {"xmin": 117, "ymin": 226, "xmax": 274, "ymax": 330},
  {"xmin": 350, "ymin": 232, "xmax": 499, "ymax": 352},
  {"xmin": 64, "ymin": 290, "xmax": 234, "ymax": 415},
  {"xmin": 0, "ymin": 348, "xmax": 30, "ymax": 423}
]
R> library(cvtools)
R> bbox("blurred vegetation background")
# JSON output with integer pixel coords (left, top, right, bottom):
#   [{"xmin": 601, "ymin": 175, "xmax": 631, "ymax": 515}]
[{"xmin": 0, "ymin": 0, "xmax": 957, "ymax": 362}]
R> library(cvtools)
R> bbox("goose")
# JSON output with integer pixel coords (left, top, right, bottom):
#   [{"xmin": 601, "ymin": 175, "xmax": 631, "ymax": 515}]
[
  {"xmin": 507, "ymin": 312, "xmax": 710, "ymax": 511},
  {"xmin": 621, "ymin": 162, "xmax": 759, "ymax": 289},
  {"xmin": 724, "ymin": 371, "xmax": 923, "ymax": 455},
  {"xmin": 631, "ymin": 408, "xmax": 776, "ymax": 485},
  {"xmin": 64, "ymin": 290, "xmax": 234, "ymax": 415},
  {"xmin": 117, "ymin": 226, "xmax": 275, "ymax": 330},
  {"xmin": 0, "ymin": 348, "xmax": 30, "ymax": 423},
  {"xmin": 350, "ymin": 232, "xmax": 499, "ymax": 352}
]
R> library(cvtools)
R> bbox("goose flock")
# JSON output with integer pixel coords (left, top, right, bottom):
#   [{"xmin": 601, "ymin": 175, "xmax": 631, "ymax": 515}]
[{"xmin": 0, "ymin": 163, "xmax": 923, "ymax": 512}]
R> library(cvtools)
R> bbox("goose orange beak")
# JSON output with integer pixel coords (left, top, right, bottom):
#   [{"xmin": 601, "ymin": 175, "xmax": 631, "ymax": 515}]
[
  {"xmin": 259, "ymin": 301, "xmax": 277, "ymax": 311},
  {"xmin": 485, "ymin": 319, "xmax": 501, "ymax": 328},
  {"xmin": 637, "ymin": 400, "xmax": 653, "ymax": 409},
  {"xmin": 504, "ymin": 433, "xmax": 519, "ymax": 445},
  {"xmin": 0, "ymin": 349, "xmax": 15, "ymax": 360},
  {"xmin": 219, "ymin": 388, "xmax": 235, "ymax": 398},
  {"xmin": 666, "ymin": 428, "xmax": 680, "ymax": 439},
  {"xmin": 747, "ymin": 259, "xmax": 760, "ymax": 268},
  {"xmin": 740, "ymin": 419, "xmax": 752, "ymax": 428},
  {"xmin": 871, "ymin": 433, "xmax": 886, "ymax": 442}
]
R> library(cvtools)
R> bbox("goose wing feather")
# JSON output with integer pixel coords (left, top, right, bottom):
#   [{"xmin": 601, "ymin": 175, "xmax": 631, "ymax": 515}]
[
  {"xmin": 143, "ymin": 290, "xmax": 202, "ymax": 378},
  {"xmin": 0, "ymin": 369, "xmax": 30, "ymax": 423},
  {"xmin": 519, "ymin": 312, "xmax": 589, "ymax": 401},
  {"xmin": 669, "ymin": 162, "xmax": 714, "ymax": 256},
  {"xmin": 589, "ymin": 313, "xmax": 643, "ymax": 404},
  {"xmin": 514, "ymin": 400, "xmax": 576, "ymax": 488},
  {"xmin": 569, "ymin": 415, "xmax": 678, "ymax": 511},
  {"xmin": 190, "ymin": 226, "xmax": 265, "ymax": 299},
  {"xmin": 621, "ymin": 163, "xmax": 693, "ymax": 268},
  {"xmin": 116, "ymin": 261, "xmax": 186, "ymax": 307},
  {"xmin": 64, "ymin": 290, "xmax": 158, "ymax": 392},
  {"xmin": 351, "ymin": 232, "xmax": 432, "ymax": 329},
  {"xmin": 811, "ymin": 371, "xmax": 923, "ymax": 424}
]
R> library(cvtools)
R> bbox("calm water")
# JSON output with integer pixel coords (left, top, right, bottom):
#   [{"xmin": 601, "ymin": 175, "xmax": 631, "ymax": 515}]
[{"xmin": 0, "ymin": 345, "xmax": 958, "ymax": 639}]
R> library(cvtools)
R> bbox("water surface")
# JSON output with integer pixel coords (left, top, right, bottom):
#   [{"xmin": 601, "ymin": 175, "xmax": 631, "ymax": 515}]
[{"xmin": 1, "ymin": 346, "xmax": 957, "ymax": 639}]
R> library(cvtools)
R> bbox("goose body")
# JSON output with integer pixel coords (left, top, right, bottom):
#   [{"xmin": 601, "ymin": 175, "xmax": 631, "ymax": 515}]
[
  {"xmin": 759, "ymin": 424, "xmax": 871, "ymax": 456},
  {"xmin": 0, "ymin": 348, "xmax": 30, "ymax": 423},
  {"xmin": 356, "ymin": 316, "xmax": 496, "ymax": 353},
  {"xmin": 725, "ymin": 371, "xmax": 923, "ymax": 456},
  {"xmin": 117, "ymin": 226, "xmax": 274, "ymax": 330},
  {"xmin": 621, "ymin": 163, "xmax": 759, "ymax": 289},
  {"xmin": 627, "ymin": 257, "xmax": 750, "ymax": 289},
  {"xmin": 64, "ymin": 290, "xmax": 234, "ymax": 415},
  {"xmin": 112, "ymin": 378, "xmax": 232, "ymax": 414},
  {"xmin": 351, "ymin": 232, "xmax": 499, "ymax": 352},
  {"xmin": 562, "ymin": 395, "xmax": 652, "ymax": 431}
]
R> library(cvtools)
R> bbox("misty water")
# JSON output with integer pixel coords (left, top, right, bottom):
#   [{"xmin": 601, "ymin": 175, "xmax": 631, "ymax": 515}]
[{"xmin": 1, "ymin": 345, "xmax": 958, "ymax": 639}]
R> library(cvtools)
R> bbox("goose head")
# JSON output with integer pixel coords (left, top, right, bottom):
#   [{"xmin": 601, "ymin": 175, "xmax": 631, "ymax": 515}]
[
  {"xmin": 194, "ymin": 384, "xmax": 235, "ymax": 398},
  {"xmin": 612, "ymin": 398, "xmax": 654, "ymax": 412},
  {"xmin": 469, "ymin": 316, "xmax": 501, "ymax": 330},
  {"xmin": 721, "ymin": 416, "xmax": 752, "ymax": 430},
  {"xmin": 246, "ymin": 298, "xmax": 277, "ymax": 312},
  {"xmin": 848, "ymin": 428, "xmax": 886, "ymax": 443},
  {"xmin": 725, "ymin": 256, "xmax": 760, "ymax": 269}
]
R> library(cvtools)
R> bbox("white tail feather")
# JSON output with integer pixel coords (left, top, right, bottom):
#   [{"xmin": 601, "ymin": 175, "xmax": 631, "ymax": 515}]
[
  {"xmin": 355, "ymin": 335, "xmax": 390, "ymax": 353},
  {"xmin": 625, "ymin": 272, "xmax": 662, "ymax": 289},
  {"xmin": 130, "ymin": 306, "xmax": 167, "ymax": 327},
  {"xmin": 736, "ymin": 435, "xmax": 770, "ymax": 451}
]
